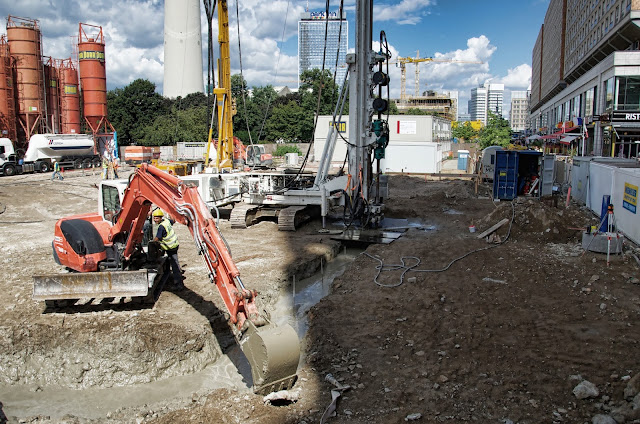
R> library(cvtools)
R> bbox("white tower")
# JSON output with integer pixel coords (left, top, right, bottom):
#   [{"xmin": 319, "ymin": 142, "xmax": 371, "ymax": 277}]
[{"xmin": 163, "ymin": 0, "xmax": 204, "ymax": 98}]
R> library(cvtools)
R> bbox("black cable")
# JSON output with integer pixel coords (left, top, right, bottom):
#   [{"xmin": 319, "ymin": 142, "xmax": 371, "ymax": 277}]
[{"xmin": 363, "ymin": 201, "xmax": 516, "ymax": 288}]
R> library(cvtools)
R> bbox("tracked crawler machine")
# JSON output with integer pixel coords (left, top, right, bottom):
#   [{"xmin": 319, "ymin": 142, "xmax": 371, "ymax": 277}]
[{"xmin": 32, "ymin": 164, "xmax": 300, "ymax": 394}]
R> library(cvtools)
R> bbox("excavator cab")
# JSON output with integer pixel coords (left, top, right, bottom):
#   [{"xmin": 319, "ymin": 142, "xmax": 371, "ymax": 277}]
[{"xmin": 245, "ymin": 145, "xmax": 273, "ymax": 168}]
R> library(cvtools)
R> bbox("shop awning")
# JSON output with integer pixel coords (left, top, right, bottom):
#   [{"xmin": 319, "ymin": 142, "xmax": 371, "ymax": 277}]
[
  {"xmin": 540, "ymin": 133, "xmax": 561, "ymax": 140},
  {"xmin": 560, "ymin": 134, "xmax": 581, "ymax": 143},
  {"xmin": 526, "ymin": 135, "xmax": 541, "ymax": 141}
]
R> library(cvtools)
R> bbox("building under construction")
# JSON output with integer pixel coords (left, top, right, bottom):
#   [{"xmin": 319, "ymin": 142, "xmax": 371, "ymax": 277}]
[
  {"xmin": 394, "ymin": 90, "xmax": 458, "ymax": 121},
  {"xmin": 0, "ymin": 16, "xmax": 113, "ymax": 153}
]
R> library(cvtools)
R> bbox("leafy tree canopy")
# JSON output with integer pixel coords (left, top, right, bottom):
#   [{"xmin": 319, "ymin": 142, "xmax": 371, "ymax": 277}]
[
  {"xmin": 478, "ymin": 111, "xmax": 512, "ymax": 149},
  {"xmin": 452, "ymin": 121, "xmax": 479, "ymax": 141},
  {"xmin": 107, "ymin": 79, "xmax": 169, "ymax": 145}
]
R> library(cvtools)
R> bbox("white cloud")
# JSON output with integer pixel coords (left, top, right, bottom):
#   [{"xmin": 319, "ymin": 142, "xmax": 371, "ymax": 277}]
[
  {"xmin": 496, "ymin": 64, "xmax": 532, "ymax": 88},
  {"xmin": 373, "ymin": 0, "xmax": 434, "ymax": 25}
]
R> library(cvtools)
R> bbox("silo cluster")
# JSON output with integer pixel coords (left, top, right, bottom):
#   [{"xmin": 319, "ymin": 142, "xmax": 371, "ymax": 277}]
[{"xmin": 0, "ymin": 16, "xmax": 112, "ymax": 151}]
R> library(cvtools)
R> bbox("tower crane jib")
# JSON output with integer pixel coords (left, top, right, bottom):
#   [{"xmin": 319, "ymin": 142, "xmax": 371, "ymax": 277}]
[{"xmin": 392, "ymin": 51, "xmax": 482, "ymax": 99}]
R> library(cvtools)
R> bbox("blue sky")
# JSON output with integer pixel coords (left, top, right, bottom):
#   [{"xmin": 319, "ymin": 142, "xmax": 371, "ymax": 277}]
[{"xmin": 0, "ymin": 0, "xmax": 550, "ymax": 115}]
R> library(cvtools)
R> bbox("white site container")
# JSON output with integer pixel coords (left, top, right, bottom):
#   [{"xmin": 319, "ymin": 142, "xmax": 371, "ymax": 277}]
[
  {"xmin": 381, "ymin": 141, "xmax": 441, "ymax": 173},
  {"xmin": 571, "ymin": 157, "xmax": 638, "ymax": 205},
  {"xmin": 159, "ymin": 145, "xmax": 175, "ymax": 161},
  {"xmin": 587, "ymin": 161, "xmax": 640, "ymax": 244},
  {"xmin": 313, "ymin": 115, "xmax": 451, "ymax": 173}
]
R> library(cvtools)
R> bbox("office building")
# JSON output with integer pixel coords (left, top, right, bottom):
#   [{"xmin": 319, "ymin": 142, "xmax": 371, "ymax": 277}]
[
  {"xmin": 298, "ymin": 11, "xmax": 348, "ymax": 88},
  {"xmin": 510, "ymin": 90, "xmax": 530, "ymax": 132},
  {"xmin": 529, "ymin": 0, "xmax": 640, "ymax": 157},
  {"xmin": 469, "ymin": 83, "xmax": 504, "ymax": 124}
]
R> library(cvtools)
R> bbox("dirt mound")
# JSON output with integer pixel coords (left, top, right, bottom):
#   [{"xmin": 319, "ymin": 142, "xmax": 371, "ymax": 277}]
[{"xmin": 476, "ymin": 198, "xmax": 601, "ymax": 244}]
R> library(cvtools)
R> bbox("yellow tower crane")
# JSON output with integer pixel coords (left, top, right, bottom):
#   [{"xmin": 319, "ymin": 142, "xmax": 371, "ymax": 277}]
[{"xmin": 392, "ymin": 50, "xmax": 483, "ymax": 100}]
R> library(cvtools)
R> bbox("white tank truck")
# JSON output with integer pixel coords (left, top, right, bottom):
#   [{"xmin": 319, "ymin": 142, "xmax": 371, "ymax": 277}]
[{"xmin": 0, "ymin": 134, "xmax": 101, "ymax": 176}]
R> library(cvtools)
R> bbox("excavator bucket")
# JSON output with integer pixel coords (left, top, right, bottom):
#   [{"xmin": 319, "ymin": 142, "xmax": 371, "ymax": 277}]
[
  {"xmin": 32, "ymin": 270, "xmax": 150, "ymax": 301},
  {"xmin": 240, "ymin": 322, "xmax": 300, "ymax": 394}
]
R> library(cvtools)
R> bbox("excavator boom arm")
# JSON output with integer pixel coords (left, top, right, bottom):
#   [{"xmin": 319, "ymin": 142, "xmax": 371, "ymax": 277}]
[{"xmin": 111, "ymin": 164, "xmax": 256, "ymax": 329}]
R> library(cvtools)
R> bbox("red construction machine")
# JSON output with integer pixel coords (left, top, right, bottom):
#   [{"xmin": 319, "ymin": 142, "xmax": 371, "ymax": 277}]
[{"xmin": 32, "ymin": 163, "xmax": 299, "ymax": 394}]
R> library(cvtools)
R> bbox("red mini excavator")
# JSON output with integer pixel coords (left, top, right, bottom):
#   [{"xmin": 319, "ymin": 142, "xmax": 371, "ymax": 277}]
[{"xmin": 32, "ymin": 164, "xmax": 299, "ymax": 394}]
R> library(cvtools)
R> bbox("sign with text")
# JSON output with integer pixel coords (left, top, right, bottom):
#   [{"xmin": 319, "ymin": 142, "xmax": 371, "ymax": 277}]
[
  {"xmin": 397, "ymin": 120, "xmax": 417, "ymax": 135},
  {"xmin": 623, "ymin": 182, "xmax": 638, "ymax": 214},
  {"xmin": 612, "ymin": 111, "xmax": 640, "ymax": 121},
  {"xmin": 330, "ymin": 121, "xmax": 346, "ymax": 133}
]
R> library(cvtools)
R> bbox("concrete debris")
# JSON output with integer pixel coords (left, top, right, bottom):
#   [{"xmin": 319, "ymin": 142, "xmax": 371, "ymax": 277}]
[
  {"xmin": 573, "ymin": 380, "xmax": 599, "ymax": 399},
  {"xmin": 591, "ymin": 415, "xmax": 617, "ymax": 424},
  {"xmin": 263, "ymin": 389, "xmax": 300, "ymax": 405},
  {"xmin": 405, "ymin": 412, "xmax": 422, "ymax": 421}
]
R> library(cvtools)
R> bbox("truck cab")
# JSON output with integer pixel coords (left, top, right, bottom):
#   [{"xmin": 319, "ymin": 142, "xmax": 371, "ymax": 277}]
[
  {"xmin": 0, "ymin": 138, "xmax": 15, "ymax": 165},
  {"xmin": 0, "ymin": 138, "xmax": 36, "ymax": 176}
]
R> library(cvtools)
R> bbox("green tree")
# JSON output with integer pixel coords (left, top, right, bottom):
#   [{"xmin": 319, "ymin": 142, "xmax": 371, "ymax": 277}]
[
  {"xmin": 233, "ymin": 83, "xmax": 278, "ymax": 143},
  {"xmin": 478, "ymin": 111, "xmax": 512, "ymax": 148},
  {"xmin": 138, "ymin": 106, "xmax": 209, "ymax": 146},
  {"xmin": 404, "ymin": 107, "xmax": 429, "ymax": 115},
  {"xmin": 265, "ymin": 100, "xmax": 309, "ymax": 141},
  {"xmin": 107, "ymin": 79, "xmax": 169, "ymax": 145},
  {"xmin": 387, "ymin": 100, "xmax": 399, "ymax": 114},
  {"xmin": 296, "ymin": 68, "xmax": 341, "ymax": 141},
  {"xmin": 452, "ymin": 121, "xmax": 479, "ymax": 141}
]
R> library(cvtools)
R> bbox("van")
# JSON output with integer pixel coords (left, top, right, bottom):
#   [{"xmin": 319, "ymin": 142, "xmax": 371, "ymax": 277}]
[{"xmin": 480, "ymin": 146, "xmax": 504, "ymax": 180}]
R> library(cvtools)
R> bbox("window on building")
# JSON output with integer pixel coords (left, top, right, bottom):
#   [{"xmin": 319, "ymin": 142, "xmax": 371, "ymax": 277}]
[
  {"xmin": 573, "ymin": 94, "xmax": 582, "ymax": 117},
  {"xmin": 615, "ymin": 76, "xmax": 640, "ymax": 110},
  {"xmin": 585, "ymin": 87, "xmax": 596, "ymax": 117},
  {"xmin": 604, "ymin": 77, "xmax": 614, "ymax": 110}
]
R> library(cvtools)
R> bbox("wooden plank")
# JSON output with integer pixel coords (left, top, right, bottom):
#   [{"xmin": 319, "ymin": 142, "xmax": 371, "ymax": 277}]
[{"xmin": 476, "ymin": 218, "xmax": 509, "ymax": 239}]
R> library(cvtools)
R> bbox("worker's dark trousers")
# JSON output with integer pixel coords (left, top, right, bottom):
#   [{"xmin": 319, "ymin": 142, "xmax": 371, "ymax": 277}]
[{"xmin": 164, "ymin": 246, "xmax": 183, "ymax": 287}]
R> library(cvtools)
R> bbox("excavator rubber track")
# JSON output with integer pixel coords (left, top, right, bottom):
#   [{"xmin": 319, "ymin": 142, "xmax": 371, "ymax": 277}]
[
  {"xmin": 277, "ymin": 205, "xmax": 319, "ymax": 231},
  {"xmin": 230, "ymin": 204, "xmax": 259, "ymax": 229}
]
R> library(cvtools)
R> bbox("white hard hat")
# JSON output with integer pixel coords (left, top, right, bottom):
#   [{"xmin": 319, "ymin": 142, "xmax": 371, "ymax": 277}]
[{"xmin": 52, "ymin": 159, "xmax": 56, "ymax": 163}]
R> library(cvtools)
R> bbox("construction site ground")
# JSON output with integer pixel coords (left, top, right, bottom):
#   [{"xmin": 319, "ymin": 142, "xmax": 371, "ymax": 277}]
[{"xmin": 1, "ymin": 166, "xmax": 640, "ymax": 424}]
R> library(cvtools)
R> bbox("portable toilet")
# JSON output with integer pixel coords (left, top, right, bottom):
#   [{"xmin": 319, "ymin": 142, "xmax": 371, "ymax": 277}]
[{"xmin": 457, "ymin": 150, "xmax": 469, "ymax": 171}]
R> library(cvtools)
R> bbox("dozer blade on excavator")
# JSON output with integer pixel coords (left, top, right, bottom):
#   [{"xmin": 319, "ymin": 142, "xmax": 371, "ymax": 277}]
[
  {"xmin": 32, "ymin": 270, "xmax": 150, "ymax": 301},
  {"xmin": 240, "ymin": 321, "xmax": 300, "ymax": 394}
]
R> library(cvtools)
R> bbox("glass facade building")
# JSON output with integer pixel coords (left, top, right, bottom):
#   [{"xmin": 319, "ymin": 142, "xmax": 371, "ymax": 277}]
[{"xmin": 298, "ymin": 11, "xmax": 348, "ymax": 88}]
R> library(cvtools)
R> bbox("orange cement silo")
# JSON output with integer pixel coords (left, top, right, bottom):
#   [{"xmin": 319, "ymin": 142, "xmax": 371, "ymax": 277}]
[
  {"xmin": 44, "ymin": 57, "xmax": 60, "ymax": 133},
  {"xmin": 58, "ymin": 58, "xmax": 80, "ymax": 134},
  {"xmin": 7, "ymin": 16, "xmax": 44, "ymax": 146},
  {"xmin": 78, "ymin": 23, "xmax": 111, "ymax": 134},
  {"xmin": 0, "ymin": 35, "xmax": 17, "ymax": 142}
]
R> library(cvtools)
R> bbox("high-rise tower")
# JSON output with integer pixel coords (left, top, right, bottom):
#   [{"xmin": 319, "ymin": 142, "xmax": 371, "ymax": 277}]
[
  {"xmin": 163, "ymin": 0, "xmax": 204, "ymax": 98},
  {"xmin": 298, "ymin": 11, "xmax": 348, "ymax": 88}
]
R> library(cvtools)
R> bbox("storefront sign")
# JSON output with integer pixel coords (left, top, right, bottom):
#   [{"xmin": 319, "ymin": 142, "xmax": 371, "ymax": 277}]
[
  {"xmin": 612, "ymin": 111, "xmax": 640, "ymax": 121},
  {"xmin": 623, "ymin": 182, "xmax": 638, "ymax": 214}
]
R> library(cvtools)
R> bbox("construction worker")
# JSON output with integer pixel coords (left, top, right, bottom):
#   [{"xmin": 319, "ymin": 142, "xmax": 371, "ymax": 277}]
[
  {"xmin": 101, "ymin": 156, "xmax": 109, "ymax": 179},
  {"xmin": 152, "ymin": 208, "xmax": 185, "ymax": 291},
  {"xmin": 51, "ymin": 159, "xmax": 63, "ymax": 181},
  {"xmin": 112, "ymin": 158, "xmax": 119, "ymax": 179}
]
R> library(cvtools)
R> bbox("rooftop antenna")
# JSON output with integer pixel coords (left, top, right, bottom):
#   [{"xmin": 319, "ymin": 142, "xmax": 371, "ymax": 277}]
[{"xmin": 306, "ymin": 0, "xmax": 309, "ymax": 12}]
